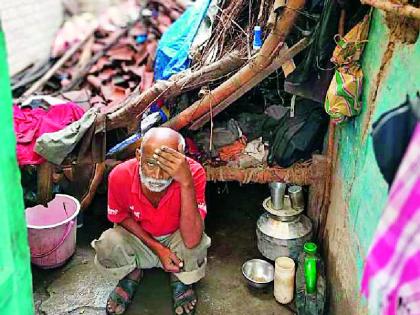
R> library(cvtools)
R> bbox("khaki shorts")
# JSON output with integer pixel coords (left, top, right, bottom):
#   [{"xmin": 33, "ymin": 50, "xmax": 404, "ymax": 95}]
[{"xmin": 91, "ymin": 225, "xmax": 211, "ymax": 285}]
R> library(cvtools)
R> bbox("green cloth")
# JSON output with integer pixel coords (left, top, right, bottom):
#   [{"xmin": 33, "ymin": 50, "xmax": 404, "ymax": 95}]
[{"xmin": 0, "ymin": 22, "xmax": 34, "ymax": 314}]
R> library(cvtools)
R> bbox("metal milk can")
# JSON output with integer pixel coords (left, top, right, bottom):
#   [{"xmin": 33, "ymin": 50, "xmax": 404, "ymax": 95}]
[{"xmin": 256, "ymin": 184, "xmax": 313, "ymax": 261}]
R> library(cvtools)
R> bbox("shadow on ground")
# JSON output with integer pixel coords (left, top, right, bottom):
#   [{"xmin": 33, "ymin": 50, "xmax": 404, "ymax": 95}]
[{"xmin": 33, "ymin": 183, "xmax": 295, "ymax": 315}]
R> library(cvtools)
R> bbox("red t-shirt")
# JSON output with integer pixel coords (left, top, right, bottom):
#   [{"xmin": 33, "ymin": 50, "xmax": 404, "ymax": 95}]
[{"xmin": 107, "ymin": 157, "xmax": 207, "ymax": 237}]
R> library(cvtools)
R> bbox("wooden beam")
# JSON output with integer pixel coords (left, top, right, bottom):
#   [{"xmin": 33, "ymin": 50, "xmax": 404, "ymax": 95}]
[
  {"xmin": 204, "ymin": 160, "xmax": 314, "ymax": 185},
  {"xmin": 307, "ymin": 155, "xmax": 329, "ymax": 239}
]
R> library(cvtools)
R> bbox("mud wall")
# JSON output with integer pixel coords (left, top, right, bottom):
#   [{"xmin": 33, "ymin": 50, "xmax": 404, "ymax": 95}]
[{"xmin": 324, "ymin": 8, "xmax": 420, "ymax": 314}]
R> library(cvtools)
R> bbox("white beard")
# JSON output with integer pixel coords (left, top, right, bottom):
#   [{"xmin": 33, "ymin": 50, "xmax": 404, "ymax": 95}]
[{"xmin": 139, "ymin": 168, "xmax": 173, "ymax": 192}]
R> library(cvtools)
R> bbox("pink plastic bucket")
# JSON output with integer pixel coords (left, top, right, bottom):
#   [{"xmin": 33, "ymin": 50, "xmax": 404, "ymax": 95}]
[{"xmin": 26, "ymin": 194, "xmax": 80, "ymax": 269}]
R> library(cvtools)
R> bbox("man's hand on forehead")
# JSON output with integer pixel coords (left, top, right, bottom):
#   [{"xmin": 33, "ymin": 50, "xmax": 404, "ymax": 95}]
[
  {"xmin": 153, "ymin": 146, "xmax": 192, "ymax": 184},
  {"xmin": 156, "ymin": 145, "xmax": 182, "ymax": 155},
  {"xmin": 153, "ymin": 146, "xmax": 184, "ymax": 168}
]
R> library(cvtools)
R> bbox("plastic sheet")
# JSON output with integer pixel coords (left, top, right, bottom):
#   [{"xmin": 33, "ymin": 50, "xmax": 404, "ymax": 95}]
[{"xmin": 154, "ymin": 0, "xmax": 211, "ymax": 80}]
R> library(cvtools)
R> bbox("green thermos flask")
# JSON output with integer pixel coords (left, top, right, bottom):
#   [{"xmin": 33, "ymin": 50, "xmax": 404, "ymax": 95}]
[{"xmin": 304, "ymin": 242, "xmax": 317, "ymax": 294}]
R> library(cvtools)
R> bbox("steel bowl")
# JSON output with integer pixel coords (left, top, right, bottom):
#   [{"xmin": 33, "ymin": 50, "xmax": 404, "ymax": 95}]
[{"xmin": 242, "ymin": 259, "xmax": 274, "ymax": 288}]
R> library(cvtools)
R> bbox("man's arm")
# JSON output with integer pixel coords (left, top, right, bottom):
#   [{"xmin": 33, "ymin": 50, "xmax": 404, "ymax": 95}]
[
  {"xmin": 154, "ymin": 146, "xmax": 204, "ymax": 248},
  {"xmin": 120, "ymin": 217, "xmax": 181, "ymax": 272},
  {"xmin": 179, "ymin": 179, "xmax": 204, "ymax": 248}
]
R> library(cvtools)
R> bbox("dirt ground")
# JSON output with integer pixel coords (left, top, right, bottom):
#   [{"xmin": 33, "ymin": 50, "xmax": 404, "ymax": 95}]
[{"xmin": 32, "ymin": 182, "xmax": 295, "ymax": 315}]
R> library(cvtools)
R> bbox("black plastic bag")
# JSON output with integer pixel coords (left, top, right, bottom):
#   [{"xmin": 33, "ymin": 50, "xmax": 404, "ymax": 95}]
[{"xmin": 268, "ymin": 99, "xmax": 328, "ymax": 167}]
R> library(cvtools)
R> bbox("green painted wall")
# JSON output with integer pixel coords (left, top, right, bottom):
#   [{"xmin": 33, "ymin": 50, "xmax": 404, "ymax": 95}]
[
  {"xmin": 0, "ymin": 21, "xmax": 34, "ymax": 314},
  {"xmin": 339, "ymin": 8, "xmax": 420, "ymax": 275},
  {"xmin": 326, "ymin": 9, "xmax": 420, "ymax": 314}
]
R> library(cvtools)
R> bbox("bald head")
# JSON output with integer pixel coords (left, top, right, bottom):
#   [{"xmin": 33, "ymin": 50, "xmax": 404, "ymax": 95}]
[
  {"xmin": 137, "ymin": 127, "xmax": 185, "ymax": 187},
  {"xmin": 141, "ymin": 127, "xmax": 185, "ymax": 153}
]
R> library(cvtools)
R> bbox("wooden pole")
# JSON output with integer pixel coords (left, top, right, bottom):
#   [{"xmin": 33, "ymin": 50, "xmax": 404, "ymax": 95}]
[
  {"xmin": 37, "ymin": 162, "xmax": 54, "ymax": 205},
  {"xmin": 80, "ymin": 162, "xmax": 106, "ymax": 211},
  {"xmin": 307, "ymin": 155, "xmax": 329, "ymax": 236},
  {"xmin": 22, "ymin": 29, "xmax": 95, "ymax": 97},
  {"xmin": 72, "ymin": 35, "xmax": 95, "ymax": 81},
  {"xmin": 338, "ymin": 9, "xmax": 346, "ymax": 36}
]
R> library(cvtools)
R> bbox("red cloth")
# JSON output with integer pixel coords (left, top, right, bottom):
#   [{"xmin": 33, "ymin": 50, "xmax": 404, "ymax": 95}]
[
  {"xmin": 107, "ymin": 157, "xmax": 207, "ymax": 237},
  {"xmin": 13, "ymin": 103, "xmax": 85, "ymax": 165},
  {"xmin": 218, "ymin": 137, "xmax": 247, "ymax": 162},
  {"xmin": 185, "ymin": 137, "xmax": 202, "ymax": 161}
]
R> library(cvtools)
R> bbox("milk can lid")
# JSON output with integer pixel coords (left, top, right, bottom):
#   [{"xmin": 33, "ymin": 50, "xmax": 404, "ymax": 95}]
[{"xmin": 304, "ymin": 242, "xmax": 317, "ymax": 254}]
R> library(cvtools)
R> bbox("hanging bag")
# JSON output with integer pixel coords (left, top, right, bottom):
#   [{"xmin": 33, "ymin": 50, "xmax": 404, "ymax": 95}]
[{"xmin": 324, "ymin": 13, "xmax": 371, "ymax": 123}]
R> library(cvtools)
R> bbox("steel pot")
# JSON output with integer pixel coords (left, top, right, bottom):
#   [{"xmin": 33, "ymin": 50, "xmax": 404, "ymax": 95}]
[{"xmin": 256, "ymin": 196, "xmax": 312, "ymax": 261}]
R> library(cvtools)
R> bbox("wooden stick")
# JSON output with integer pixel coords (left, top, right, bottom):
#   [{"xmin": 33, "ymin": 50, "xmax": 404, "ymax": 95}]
[
  {"xmin": 80, "ymin": 162, "xmax": 106, "ymax": 211},
  {"xmin": 22, "ymin": 29, "xmax": 95, "ymax": 97},
  {"xmin": 315, "ymin": 122, "xmax": 335, "ymax": 241},
  {"xmin": 72, "ymin": 35, "xmax": 95, "ymax": 81},
  {"xmin": 107, "ymin": 50, "xmax": 245, "ymax": 130},
  {"xmin": 338, "ymin": 9, "xmax": 346, "ymax": 36},
  {"xmin": 268, "ymin": 0, "xmax": 287, "ymax": 28},
  {"xmin": 162, "ymin": 0, "xmax": 306, "ymax": 131},
  {"xmin": 37, "ymin": 162, "xmax": 54, "ymax": 205},
  {"xmin": 189, "ymin": 37, "xmax": 310, "ymax": 130},
  {"xmin": 361, "ymin": 0, "xmax": 420, "ymax": 20},
  {"xmin": 307, "ymin": 155, "xmax": 329, "ymax": 237}
]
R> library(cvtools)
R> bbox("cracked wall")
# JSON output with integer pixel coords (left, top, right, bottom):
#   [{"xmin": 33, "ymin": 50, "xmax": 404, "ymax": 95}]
[{"xmin": 324, "ymin": 8, "xmax": 420, "ymax": 315}]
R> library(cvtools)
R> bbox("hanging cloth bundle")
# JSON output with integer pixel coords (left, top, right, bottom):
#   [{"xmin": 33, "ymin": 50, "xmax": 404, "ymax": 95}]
[{"xmin": 324, "ymin": 13, "xmax": 371, "ymax": 123}]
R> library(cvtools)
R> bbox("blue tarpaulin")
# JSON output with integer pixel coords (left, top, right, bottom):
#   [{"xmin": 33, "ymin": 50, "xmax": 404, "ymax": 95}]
[{"xmin": 154, "ymin": 0, "xmax": 211, "ymax": 81}]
